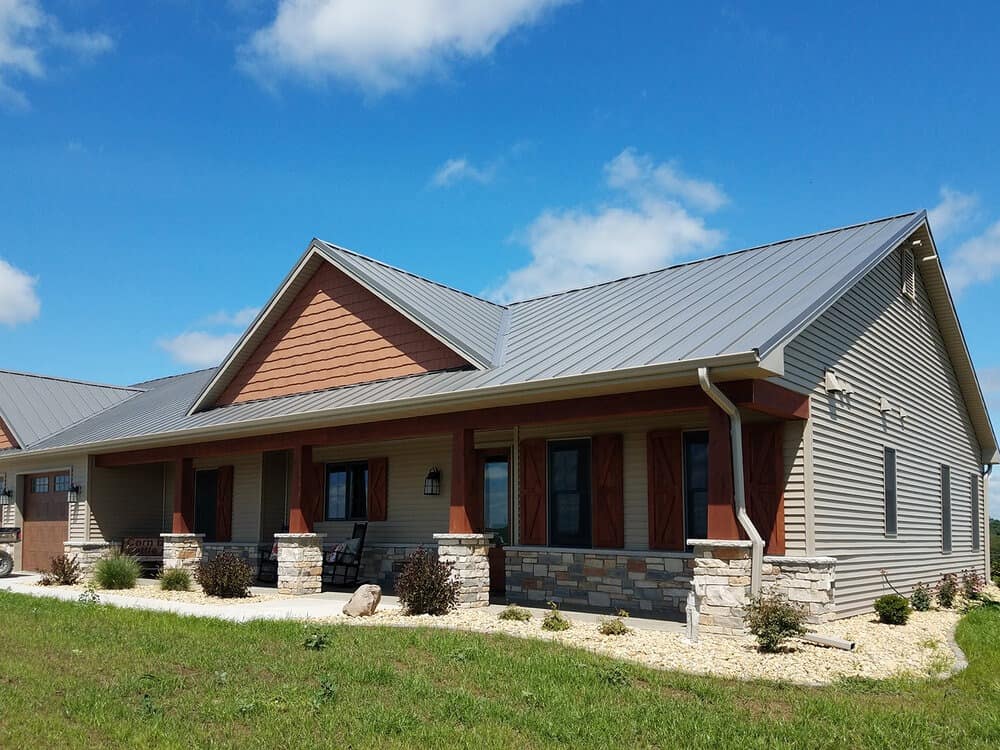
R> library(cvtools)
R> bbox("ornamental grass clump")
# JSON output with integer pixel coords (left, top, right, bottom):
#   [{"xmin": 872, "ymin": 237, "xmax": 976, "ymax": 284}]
[
  {"xmin": 541, "ymin": 602, "xmax": 571, "ymax": 632},
  {"xmin": 195, "ymin": 552, "xmax": 254, "ymax": 598},
  {"xmin": 744, "ymin": 591, "xmax": 807, "ymax": 653},
  {"xmin": 874, "ymin": 594, "xmax": 911, "ymax": 625},
  {"xmin": 39, "ymin": 554, "xmax": 81, "ymax": 586},
  {"xmin": 910, "ymin": 582, "xmax": 932, "ymax": 612},
  {"xmin": 937, "ymin": 573, "xmax": 959, "ymax": 609},
  {"xmin": 499, "ymin": 604, "xmax": 532, "ymax": 622},
  {"xmin": 159, "ymin": 567, "xmax": 191, "ymax": 592},
  {"xmin": 396, "ymin": 547, "xmax": 459, "ymax": 615},
  {"xmin": 93, "ymin": 552, "xmax": 141, "ymax": 590}
]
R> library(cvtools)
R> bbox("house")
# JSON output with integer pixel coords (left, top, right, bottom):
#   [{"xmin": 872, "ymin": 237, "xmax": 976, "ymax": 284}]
[{"xmin": 0, "ymin": 210, "xmax": 995, "ymax": 632}]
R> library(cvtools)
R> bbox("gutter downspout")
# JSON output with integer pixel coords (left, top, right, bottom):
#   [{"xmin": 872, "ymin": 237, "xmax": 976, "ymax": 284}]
[
  {"xmin": 698, "ymin": 367, "xmax": 764, "ymax": 596},
  {"xmin": 984, "ymin": 465, "xmax": 992, "ymax": 580}
]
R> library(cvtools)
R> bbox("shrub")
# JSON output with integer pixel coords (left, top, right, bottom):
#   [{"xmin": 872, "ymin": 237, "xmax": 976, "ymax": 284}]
[
  {"xmin": 874, "ymin": 594, "xmax": 911, "ymax": 625},
  {"xmin": 195, "ymin": 552, "xmax": 254, "ymax": 598},
  {"xmin": 910, "ymin": 582, "xmax": 932, "ymax": 612},
  {"xmin": 159, "ymin": 567, "xmax": 191, "ymax": 592},
  {"xmin": 541, "ymin": 601, "xmax": 571, "ymax": 632},
  {"xmin": 396, "ymin": 547, "xmax": 459, "ymax": 615},
  {"xmin": 960, "ymin": 569, "xmax": 985, "ymax": 601},
  {"xmin": 93, "ymin": 552, "xmax": 141, "ymax": 590},
  {"xmin": 39, "ymin": 554, "xmax": 81, "ymax": 586},
  {"xmin": 499, "ymin": 604, "xmax": 532, "ymax": 622},
  {"xmin": 937, "ymin": 573, "xmax": 959, "ymax": 609},
  {"xmin": 598, "ymin": 617, "xmax": 632, "ymax": 636},
  {"xmin": 744, "ymin": 591, "xmax": 807, "ymax": 653}
]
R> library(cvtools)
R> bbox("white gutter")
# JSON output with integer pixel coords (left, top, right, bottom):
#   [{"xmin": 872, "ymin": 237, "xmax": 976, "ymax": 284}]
[
  {"xmin": 984, "ymin": 465, "xmax": 993, "ymax": 580},
  {"xmin": 697, "ymin": 366, "xmax": 764, "ymax": 596}
]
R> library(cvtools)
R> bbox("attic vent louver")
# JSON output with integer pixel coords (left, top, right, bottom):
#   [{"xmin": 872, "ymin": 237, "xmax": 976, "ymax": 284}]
[{"xmin": 901, "ymin": 247, "xmax": 916, "ymax": 300}]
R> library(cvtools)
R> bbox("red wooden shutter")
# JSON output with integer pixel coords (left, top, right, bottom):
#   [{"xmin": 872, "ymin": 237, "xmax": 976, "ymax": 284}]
[
  {"xmin": 743, "ymin": 423, "xmax": 785, "ymax": 554},
  {"xmin": 310, "ymin": 461, "xmax": 326, "ymax": 525},
  {"xmin": 591, "ymin": 433, "xmax": 624, "ymax": 549},
  {"xmin": 367, "ymin": 457, "xmax": 388, "ymax": 521},
  {"xmin": 519, "ymin": 439, "xmax": 547, "ymax": 545},
  {"xmin": 647, "ymin": 430, "xmax": 685, "ymax": 550},
  {"xmin": 215, "ymin": 465, "xmax": 234, "ymax": 543}
]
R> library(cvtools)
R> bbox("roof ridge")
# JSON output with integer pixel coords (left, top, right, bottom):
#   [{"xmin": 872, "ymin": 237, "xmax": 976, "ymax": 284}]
[
  {"xmin": 506, "ymin": 210, "xmax": 922, "ymax": 306},
  {"xmin": 317, "ymin": 240, "xmax": 507, "ymax": 310},
  {"xmin": 129, "ymin": 367, "xmax": 218, "ymax": 389},
  {"xmin": 0, "ymin": 368, "xmax": 142, "ymax": 393}
]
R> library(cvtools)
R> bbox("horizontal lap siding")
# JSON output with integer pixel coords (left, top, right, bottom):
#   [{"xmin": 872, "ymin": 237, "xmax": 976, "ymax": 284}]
[
  {"xmin": 217, "ymin": 264, "xmax": 469, "ymax": 406},
  {"xmin": 89, "ymin": 463, "xmax": 166, "ymax": 539},
  {"xmin": 783, "ymin": 421, "xmax": 807, "ymax": 555},
  {"xmin": 776, "ymin": 249, "xmax": 986, "ymax": 617},
  {"xmin": 193, "ymin": 454, "xmax": 262, "ymax": 543}
]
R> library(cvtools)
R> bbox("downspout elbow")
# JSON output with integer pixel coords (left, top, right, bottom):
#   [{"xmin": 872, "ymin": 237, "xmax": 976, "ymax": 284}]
[{"xmin": 697, "ymin": 367, "xmax": 765, "ymax": 596}]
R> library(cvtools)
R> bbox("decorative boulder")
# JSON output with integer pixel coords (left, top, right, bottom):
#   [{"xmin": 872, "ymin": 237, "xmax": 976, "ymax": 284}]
[{"xmin": 343, "ymin": 584, "xmax": 382, "ymax": 617}]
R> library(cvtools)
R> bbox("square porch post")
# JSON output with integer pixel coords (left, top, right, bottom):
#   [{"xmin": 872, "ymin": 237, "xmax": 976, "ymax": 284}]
[
  {"xmin": 162, "ymin": 457, "xmax": 204, "ymax": 573},
  {"xmin": 278, "ymin": 443, "xmax": 324, "ymax": 595},
  {"xmin": 448, "ymin": 428, "xmax": 478, "ymax": 534},
  {"xmin": 707, "ymin": 404, "xmax": 741, "ymax": 540}
]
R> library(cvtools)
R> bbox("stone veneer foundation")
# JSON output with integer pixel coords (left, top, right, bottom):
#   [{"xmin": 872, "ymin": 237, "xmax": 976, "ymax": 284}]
[
  {"xmin": 275, "ymin": 533, "xmax": 324, "ymax": 595},
  {"xmin": 505, "ymin": 547, "xmax": 694, "ymax": 618},
  {"xmin": 434, "ymin": 533, "xmax": 491, "ymax": 607},
  {"xmin": 352, "ymin": 544, "xmax": 419, "ymax": 591},
  {"xmin": 64, "ymin": 540, "xmax": 118, "ymax": 579},
  {"xmin": 161, "ymin": 533, "xmax": 204, "ymax": 574}
]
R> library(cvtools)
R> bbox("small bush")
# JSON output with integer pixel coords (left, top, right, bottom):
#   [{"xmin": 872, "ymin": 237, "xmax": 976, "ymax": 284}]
[
  {"xmin": 499, "ymin": 604, "xmax": 532, "ymax": 622},
  {"xmin": 40, "ymin": 554, "xmax": 81, "ymax": 586},
  {"xmin": 937, "ymin": 573, "xmax": 959, "ymax": 609},
  {"xmin": 744, "ymin": 591, "xmax": 807, "ymax": 653},
  {"xmin": 93, "ymin": 552, "xmax": 141, "ymax": 590},
  {"xmin": 78, "ymin": 585, "xmax": 100, "ymax": 605},
  {"xmin": 910, "ymin": 582, "xmax": 932, "ymax": 612},
  {"xmin": 396, "ymin": 547, "xmax": 459, "ymax": 616},
  {"xmin": 541, "ymin": 601, "xmax": 571, "ymax": 632},
  {"xmin": 195, "ymin": 552, "xmax": 254, "ymax": 598},
  {"xmin": 159, "ymin": 567, "xmax": 191, "ymax": 592},
  {"xmin": 874, "ymin": 594, "xmax": 911, "ymax": 625},
  {"xmin": 960, "ymin": 569, "xmax": 985, "ymax": 601},
  {"xmin": 598, "ymin": 617, "xmax": 632, "ymax": 636}
]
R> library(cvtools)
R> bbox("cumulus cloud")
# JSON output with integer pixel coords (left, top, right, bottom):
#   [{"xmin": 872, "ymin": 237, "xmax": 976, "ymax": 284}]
[
  {"xmin": 488, "ymin": 149, "xmax": 726, "ymax": 301},
  {"xmin": 928, "ymin": 187, "xmax": 980, "ymax": 240},
  {"xmin": 239, "ymin": 0, "xmax": 570, "ymax": 93},
  {"xmin": 0, "ymin": 0, "xmax": 113, "ymax": 110},
  {"xmin": 201, "ymin": 306, "xmax": 260, "ymax": 327},
  {"xmin": 430, "ymin": 157, "xmax": 494, "ymax": 187},
  {"xmin": 158, "ymin": 331, "xmax": 242, "ymax": 368},
  {"xmin": 0, "ymin": 258, "xmax": 40, "ymax": 325},
  {"xmin": 945, "ymin": 220, "xmax": 1000, "ymax": 297}
]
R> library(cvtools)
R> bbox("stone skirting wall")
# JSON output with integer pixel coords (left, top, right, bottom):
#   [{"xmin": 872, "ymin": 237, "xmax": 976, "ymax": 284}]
[
  {"xmin": 161, "ymin": 533, "xmax": 204, "ymax": 574},
  {"xmin": 356, "ymin": 544, "xmax": 420, "ymax": 591},
  {"xmin": 505, "ymin": 547, "xmax": 694, "ymax": 618},
  {"xmin": 64, "ymin": 540, "xmax": 118, "ymax": 579},
  {"xmin": 276, "ymin": 533, "xmax": 324, "ymax": 595},
  {"xmin": 203, "ymin": 543, "xmax": 262, "ymax": 567},
  {"xmin": 434, "ymin": 533, "xmax": 491, "ymax": 607},
  {"xmin": 763, "ymin": 555, "xmax": 837, "ymax": 623}
]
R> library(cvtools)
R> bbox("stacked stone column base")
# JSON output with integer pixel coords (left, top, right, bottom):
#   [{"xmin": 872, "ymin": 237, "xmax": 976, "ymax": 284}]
[
  {"xmin": 434, "ymin": 533, "xmax": 491, "ymax": 607},
  {"xmin": 63, "ymin": 540, "xmax": 118, "ymax": 580},
  {"xmin": 276, "ymin": 533, "xmax": 325, "ymax": 595},
  {"xmin": 161, "ymin": 533, "xmax": 204, "ymax": 575}
]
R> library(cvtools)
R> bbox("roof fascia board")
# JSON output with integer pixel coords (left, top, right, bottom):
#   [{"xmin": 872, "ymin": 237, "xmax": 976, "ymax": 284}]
[{"xmin": 315, "ymin": 242, "xmax": 492, "ymax": 370}]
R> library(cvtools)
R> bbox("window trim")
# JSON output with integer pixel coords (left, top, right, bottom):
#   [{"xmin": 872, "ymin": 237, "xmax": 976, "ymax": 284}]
[
  {"xmin": 941, "ymin": 465, "xmax": 952, "ymax": 553},
  {"xmin": 883, "ymin": 447, "xmax": 897, "ymax": 537},
  {"xmin": 324, "ymin": 461, "xmax": 369, "ymax": 522},
  {"xmin": 546, "ymin": 437, "xmax": 592, "ymax": 549}
]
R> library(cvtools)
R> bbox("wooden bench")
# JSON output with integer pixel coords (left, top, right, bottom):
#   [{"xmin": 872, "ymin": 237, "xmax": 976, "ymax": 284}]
[
  {"xmin": 122, "ymin": 537, "xmax": 163, "ymax": 577},
  {"xmin": 322, "ymin": 522, "xmax": 368, "ymax": 589}
]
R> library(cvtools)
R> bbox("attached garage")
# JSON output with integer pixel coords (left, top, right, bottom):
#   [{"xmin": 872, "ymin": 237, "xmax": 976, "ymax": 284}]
[{"xmin": 21, "ymin": 472, "xmax": 70, "ymax": 572}]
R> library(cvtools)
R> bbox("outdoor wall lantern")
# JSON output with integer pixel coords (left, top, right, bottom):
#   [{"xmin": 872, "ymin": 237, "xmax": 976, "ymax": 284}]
[
  {"xmin": 67, "ymin": 484, "xmax": 83, "ymax": 504},
  {"xmin": 423, "ymin": 467, "xmax": 441, "ymax": 496},
  {"xmin": 0, "ymin": 487, "xmax": 12, "ymax": 505}
]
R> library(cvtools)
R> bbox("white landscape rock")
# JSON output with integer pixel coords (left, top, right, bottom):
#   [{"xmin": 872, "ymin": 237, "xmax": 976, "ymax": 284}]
[{"xmin": 343, "ymin": 584, "xmax": 382, "ymax": 617}]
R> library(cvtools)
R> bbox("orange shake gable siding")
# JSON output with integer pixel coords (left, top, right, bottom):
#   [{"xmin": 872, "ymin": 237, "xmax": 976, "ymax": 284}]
[
  {"xmin": 216, "ymin": 263, "xmax": 471, "ymax": 406},
  {"xmin": 0, "ymin": 419, "xmax": 17, "ymax": 450}
]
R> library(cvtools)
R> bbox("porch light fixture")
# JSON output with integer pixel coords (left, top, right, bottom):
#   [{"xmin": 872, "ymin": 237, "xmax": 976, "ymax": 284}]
[
  {"xmin": 67, "ymin": 484, "xmax": 83, "ymax": 504},
  {"xmin": 423, "ymin": 467, "xmax": 441, "ymax": 496},
  {"xmin": 0, "ymin": 487, "xmax": 12, "ymax": 505}
]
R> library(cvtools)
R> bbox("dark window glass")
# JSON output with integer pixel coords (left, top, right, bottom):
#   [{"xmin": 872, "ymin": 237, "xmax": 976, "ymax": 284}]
[
  {"xmin": 941, "ymin": 466, "xmax": 951, "ymax": 553},
  {"xmin": 31, "ymin": 477, "xmax": 49, "ymax": 493},
  {"xmin": 483, "ymin": 458, "xmax": 509, "ymax": 543},
  {"xmin": 194, "ymin": 469, "xmax": 218, "ymax": 541},
  {"xmin": 54, "ymin": 474, "xmax": 72, "ymax": 492},
  {"xmin": 884, "ymin": 448, "xmax": 897, "ymax": 535},
  {"xmin": 684, "ymin": 432, "xmax": 709, "ymax": 543},
  {"xmin": 326, "ymin": 462, "xmax": 368, "ymax": 521},
  {"xmin": 548, "ymin": 439, "xmax": 591, "ymax": 547},
  {"xmin": 971, "ymin": 474, "xmax": 981, "ymax": 552}
]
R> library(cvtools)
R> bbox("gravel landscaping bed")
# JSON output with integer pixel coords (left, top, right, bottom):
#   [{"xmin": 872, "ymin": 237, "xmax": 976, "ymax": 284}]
[
  {"xmin": 38, "ymin": 581, "xmax": 282, "ymax": 606},
  {"xmin": 318, "ymin": 605, "xmax": 971, "ymax": 685}
]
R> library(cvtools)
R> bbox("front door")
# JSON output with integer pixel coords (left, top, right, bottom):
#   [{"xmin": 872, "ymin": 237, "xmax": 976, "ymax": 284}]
[
  {"xmin": 22, "ymin": 472, "xmax": 70, "ymax": 571},
  {"xmin": 476, "ymin": 449, "xmax": 510, "ymax": 595},
  {"xmin": 194, "ymin": 469, "xmax": 218, "ymax": 542}
]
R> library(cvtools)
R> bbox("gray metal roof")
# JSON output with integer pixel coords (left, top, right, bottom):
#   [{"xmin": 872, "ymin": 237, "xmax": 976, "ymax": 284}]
[
  {"xmin": 0, "ymin": 370, "xmax": 139, "ymax": 448},
  {"xmin": 16, "ymin": 211, "xmax": 968, "ymax": 457}
]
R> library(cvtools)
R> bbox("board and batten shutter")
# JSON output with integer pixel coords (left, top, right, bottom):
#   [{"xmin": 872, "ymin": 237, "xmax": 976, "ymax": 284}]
[
  {"xmin": 215, "ymin": 465, "xmax": 234, "ymax": 543},
  {"xmin": 519, "ymin": 439, "xmax": 547, "ymax": 545},
  {"xmin": 367, "ymin": 457, "xmax": 388, "ymax": 521},
  {"xmin": 591, "ymin": 433, "xmax": 624, "ymax": 548},
  {"xmin": 742, "ymin": 423, "xmax": 785, "ymax": 555},
  {"xmin": 647, "ymin": 430, "xmax": 685, "ymax": 550}
]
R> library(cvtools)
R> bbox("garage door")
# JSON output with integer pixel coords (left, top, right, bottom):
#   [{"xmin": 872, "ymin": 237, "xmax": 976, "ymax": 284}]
[{"xmin": 22, "ymin": 472, "xmax": 69, "ymax": 572}]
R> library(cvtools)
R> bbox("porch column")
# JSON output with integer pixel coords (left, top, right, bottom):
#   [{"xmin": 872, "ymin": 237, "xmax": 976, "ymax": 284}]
[
  {"xmin": 707, "ymin": 404, "xmax": 741, "ymax": 539},
  {"xmin": 448, "ymin": 428, "xmax": 478, "ymax": 533},
  {"xmin": 434, "ymin": 532, "xmax": 491, "ymax": 607},
  {"xmin": 171, "ymin": 457, "xmax": 195, "ymax": 534},
  {"xmin": 279, "ymin": 444, "xmax": 324, "ymax": 594},
  {"xmin": 288, "ymin": 444, "xmax": 315, "ymax": 534}
]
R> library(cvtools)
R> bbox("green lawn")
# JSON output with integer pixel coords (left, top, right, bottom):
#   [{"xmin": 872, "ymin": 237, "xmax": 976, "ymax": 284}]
[{"xmin": 1, "ymin": 591, "xmax": 998, "ymax": 749}]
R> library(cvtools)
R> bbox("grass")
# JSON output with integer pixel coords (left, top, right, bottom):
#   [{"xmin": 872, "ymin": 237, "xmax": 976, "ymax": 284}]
[{"xmin": 0, "ymin": 591, "xmax": 998, "ymax": 749}]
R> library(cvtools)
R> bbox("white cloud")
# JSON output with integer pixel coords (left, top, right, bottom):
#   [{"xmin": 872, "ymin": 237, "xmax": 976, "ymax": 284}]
[
  {"xmin": 158, "ymin": 332, "xmax": 242, "ymax": 368},
  {"xmin": 945, "ymin": 220, "xmax": 1000, "ymax": 296},
  {"xmin": 982, "ymin": 367, "xmax": 1000, "ymax": 518},
  {"xmin": 239, "ymin": 0, "xmax": 570, "ymax": 93},
  {"xmin": 201, "ymin": 306, "xmax": 260, "ymax": 327},
  {"xmin": 928, "ymin": 187, "xmax": 979, "ymax": 240},
  {"xmin": 430, "ymin": 157, "xmax": 494, "ymax": 188},
  {"xmin": 488, "ymin": 149, "xmax": 726, "ymax": 301},
  {"xmin": 604, "ymin": 148, "xmax": 729, "ymax": 212},
  {"xmin": 0, "ymin": 258, "xmax": 40, "ymax": 325},
  {"xmin": 0, "ymin": 0, "xmax": 112, "ymax": 110}
]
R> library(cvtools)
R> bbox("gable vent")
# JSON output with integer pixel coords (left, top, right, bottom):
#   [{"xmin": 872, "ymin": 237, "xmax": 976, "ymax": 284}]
[{"xmin": 901, "ymin": 248, "xmax": 916, "ymax": 300}]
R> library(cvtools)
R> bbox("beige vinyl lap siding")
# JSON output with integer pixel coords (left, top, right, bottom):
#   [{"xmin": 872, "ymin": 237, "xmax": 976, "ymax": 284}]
[
  {"xmin": 89, "ymin": 462, "xmax": 167, "ymax": 540},
  {"xmin": 193, "ymin": 454, "xmax": 263, "ymax": 544},
  {"xmin": 776, "ymin": 247, "xmax": 986, "ymax": 617}
]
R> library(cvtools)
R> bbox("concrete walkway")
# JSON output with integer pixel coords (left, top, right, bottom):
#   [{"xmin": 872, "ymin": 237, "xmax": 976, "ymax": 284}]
[{"xmin": 0, "ymin": 572, "xmax": 685, "ymax": 634}]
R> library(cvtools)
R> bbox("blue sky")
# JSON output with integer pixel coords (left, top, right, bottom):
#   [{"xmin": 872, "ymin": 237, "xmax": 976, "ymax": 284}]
[{"xmin": 1, "ymin": 1, "xmax": 998, "ymax": 507}]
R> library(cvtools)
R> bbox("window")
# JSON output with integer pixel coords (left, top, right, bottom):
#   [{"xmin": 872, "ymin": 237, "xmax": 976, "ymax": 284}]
[
  {"xmin": 901, "ymin": 248, "xmax": 916, "ymax": 300},
  {"xmin": 941, "ymin": 466, "xmax": 951, "ymax": 553},
  {"xmin": 31, "ymin": 476, "xmax": 49, "ymax": 493},
  {"xmin": 971, "ymin": 474, "xmax": 981, "ymax": 551},
  {"xmin": 326, "ymin": 462, "xmax": 368, "ymax": 521},
  {"xmin": 684, "ymin": 431, "xmax": 709, "ymax": 542},
  {"xmin": 482, "ymin": 456, "xmax": 510, "ymax": 544},
  {"xmin": 883, "ymin": 448, "xmax": 897, "ymax": 535},
  {"xmin": 548, "ymin": 439, "xmax": 591, "ymax": 547},
  {"xmin": 54, "ymin": 474, "xmax": 72, "ymax": 492}
]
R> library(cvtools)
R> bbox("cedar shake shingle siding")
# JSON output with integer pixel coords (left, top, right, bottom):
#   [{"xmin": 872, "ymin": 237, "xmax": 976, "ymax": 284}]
[
  {"xmin": 0, "ymin": 419, "xmax": 17, "ymax": 450},
  {"xmin": 216, "ymin": 263, "xmax": 471, "ymax": 406}
]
